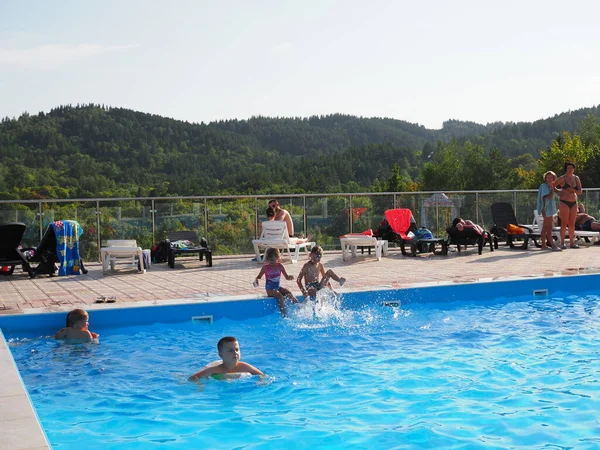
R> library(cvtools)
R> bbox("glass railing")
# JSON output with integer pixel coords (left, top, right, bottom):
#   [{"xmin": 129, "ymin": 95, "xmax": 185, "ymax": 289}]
[{"xmin": 2, "ymin": 189, "xmax": 599, "ymax": 260}]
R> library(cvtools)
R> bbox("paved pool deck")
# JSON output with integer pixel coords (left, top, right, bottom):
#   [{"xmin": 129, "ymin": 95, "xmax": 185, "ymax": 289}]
[
  {"xmin": 2, "ymin": 243, "xmax": 600, "ymax": 313},
  {"xmin": 1, "ymin": 242, "xmax": 600, "ymax": 449}
]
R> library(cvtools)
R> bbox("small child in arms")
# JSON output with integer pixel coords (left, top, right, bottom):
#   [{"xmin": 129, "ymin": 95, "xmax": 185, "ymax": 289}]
[
  {"xmin": 297, "ymin": 246, "xmax": 346, "ymax": 299},
  {"xmin": 189, "ymin": 336, "xmax": 264, "ymax": 381},
  {"xmin": 254, "ymin": 247, "xmax": 298, "ymax": 317},
  {"xmin": 54, "ymin": 309, "xmax": 99, "ymax": 342}
]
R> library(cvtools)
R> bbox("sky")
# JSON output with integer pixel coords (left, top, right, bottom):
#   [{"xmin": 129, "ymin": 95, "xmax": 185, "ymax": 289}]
[{"xmin": 1, "ymin": 0, "xmax": 600, "ymax": 130}]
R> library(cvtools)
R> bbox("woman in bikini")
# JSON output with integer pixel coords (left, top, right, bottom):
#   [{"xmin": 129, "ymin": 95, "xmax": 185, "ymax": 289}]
[{"xmin": 554, "ymin": 162, "xmax": 583, "ymax": 249}]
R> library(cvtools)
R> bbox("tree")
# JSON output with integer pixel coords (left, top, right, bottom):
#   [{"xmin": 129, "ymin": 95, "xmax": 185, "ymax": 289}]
[{"xmin": 538, "ymin": 132, "xmax": 592, "ymax": 181}]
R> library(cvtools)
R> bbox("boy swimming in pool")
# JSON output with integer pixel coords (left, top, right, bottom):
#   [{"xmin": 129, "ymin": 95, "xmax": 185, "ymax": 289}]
[
  {"xmin": 54, "ymin": 308, "xmax": 99, "ymax": 342},
  {"xmin": 296, "ymin": 246, "xmax": 346, "ymax": 299},
  {"xmin": 189, "ymin": 336, "xmax": 264, "ymax": 381}
]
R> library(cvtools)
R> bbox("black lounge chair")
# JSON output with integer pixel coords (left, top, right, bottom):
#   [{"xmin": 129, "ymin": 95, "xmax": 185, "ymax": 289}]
[
  {"xmin": 23, "ymin": 221, "xmax": 88, "ymax": 277},
  {"xmin": 0, "ymin": 223, "xmax": 34, "ymax": 277},
  {"xmin": 167, "ymin": 230, "xmax": 212, "ymax": 268},
  {"xmin": 374, "ymin": 209, "xmax": 448, "ymax": 256},
  {"xmin": 490, "ymin": 202, "xmax": 540, "ymax": 250},
  {"xmin": 446, "ymin": 225, "xmax": 494, "ymax": 255}
]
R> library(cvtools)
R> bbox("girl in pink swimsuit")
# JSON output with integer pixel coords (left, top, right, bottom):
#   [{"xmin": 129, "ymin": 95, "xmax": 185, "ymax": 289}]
[{"xmin": 254, "ymin": 248, "xmax": 298, "ymax": 317}]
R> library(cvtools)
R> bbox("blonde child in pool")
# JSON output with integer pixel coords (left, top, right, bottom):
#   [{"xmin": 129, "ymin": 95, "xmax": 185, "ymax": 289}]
[
  {"xmin": 54, "ymin": 309, "xmax": 99, "ymax": 342},
  {"xmin": 189, "ymin": 336, "xmax": 264, "ymax": 381}
]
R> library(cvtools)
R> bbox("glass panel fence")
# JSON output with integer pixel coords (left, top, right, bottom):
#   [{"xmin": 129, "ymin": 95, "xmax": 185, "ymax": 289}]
[
  {"xmin": 0, "ymin": 203, "xmax": 40, "ymax": 248},
  {"xmin": 1, "ymin": 189, "xmax": 599, "ymax": 260},
  {"xmin": 99, "ymin": 200, "xmax": 153, "ymax": 251},
  {"xmin": 207, "ymin": 198, "xmax": 255, "ymax": 255}
]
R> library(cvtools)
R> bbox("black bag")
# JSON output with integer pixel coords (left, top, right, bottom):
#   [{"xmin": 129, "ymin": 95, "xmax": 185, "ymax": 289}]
[{"xmin": 151, "ymin": 240, "xmax": 170, "ymax": 263}]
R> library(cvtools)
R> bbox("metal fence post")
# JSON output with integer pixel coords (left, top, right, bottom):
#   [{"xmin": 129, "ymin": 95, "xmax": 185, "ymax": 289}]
[
  {"xmin": 151, "ymin": 199, "xmax": 156, "ymax": 244},
  {"xmin": 96, "ymin": 200, "xmax": 101, "ymax": 262},
  {"xmin": 303, "ymin": 195, "xmax": 307, "ymax": 237},
  {"xmin": 38, "ymin": 201, "xmax": 43, "ymax": 240},
  {"xmin": 204, "ymin": 198, "xmax": 209, "ymax": 242},
  {"xmin": 349, "ymin": 195, "xmax": 353, "ymax": 234}
]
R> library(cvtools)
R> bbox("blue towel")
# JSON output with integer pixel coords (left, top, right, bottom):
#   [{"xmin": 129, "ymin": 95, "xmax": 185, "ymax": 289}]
[
  {"xmin": 51, "ymin": 220, "xmax": 84, "ymax": 276},
  {"xmin": 536, "ymin": 183, "xmax": 557, "ymax": 218}
]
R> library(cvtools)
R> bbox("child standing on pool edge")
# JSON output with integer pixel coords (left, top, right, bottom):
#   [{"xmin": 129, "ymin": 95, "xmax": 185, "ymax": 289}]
[
  {"xmin": 254, "ymin": 247, "xmax": 298, "ymax": 317},
  {"xmin": 189, "ymin": 336, "xmax": 264, "ymax": 381},
  {"xmin": 537, "ymin": 170, "xmax": 561, "ymax": 251},
  {"xmin": 297, "ymin": 246, "xmax": 346, "ymax": 299}
]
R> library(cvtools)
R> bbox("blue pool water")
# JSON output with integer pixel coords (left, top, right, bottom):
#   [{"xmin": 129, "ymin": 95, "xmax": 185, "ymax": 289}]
[{"xmin": 6, "ymin": 285, "xmax": 600, "ymax": 449}]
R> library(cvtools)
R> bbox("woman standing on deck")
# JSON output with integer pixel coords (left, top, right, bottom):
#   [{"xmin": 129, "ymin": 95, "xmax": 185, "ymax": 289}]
[{"xmin": 554, "ymin": 162, "xmax": 583, "ymax": 249}]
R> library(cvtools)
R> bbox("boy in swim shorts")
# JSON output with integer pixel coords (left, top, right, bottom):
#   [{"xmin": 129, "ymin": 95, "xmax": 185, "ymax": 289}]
[
  {"xmin": 189, "ymin": 336, "xmax": 264, "ymax": 381},
  {"xmin": 296, "ymin": 246, "xmax": 346, "ymax": 299}
]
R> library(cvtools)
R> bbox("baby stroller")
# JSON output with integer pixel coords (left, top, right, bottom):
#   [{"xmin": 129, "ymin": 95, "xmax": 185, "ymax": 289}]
[{"xmin": 23, "ymin": 220, "xmax": 88, "ymax": 277}]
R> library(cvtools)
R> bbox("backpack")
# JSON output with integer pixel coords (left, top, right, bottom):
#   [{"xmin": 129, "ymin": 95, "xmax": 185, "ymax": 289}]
[
  {"xmin": 151, "ymin": 240, "xmax": 170, "ymax": 263},
  {"xmin": 414, "ymin": 227, "xmax": 434, "ymax": 240}
]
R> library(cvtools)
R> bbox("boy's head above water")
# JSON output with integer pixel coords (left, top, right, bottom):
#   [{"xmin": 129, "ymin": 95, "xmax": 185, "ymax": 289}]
[
  {"xmin": 66, "ymin": 309, "xmax": 89, "ymax": 329},
  {"xmin": 217, "ymin": 336, "xmax": 240, "ymax": 366}
]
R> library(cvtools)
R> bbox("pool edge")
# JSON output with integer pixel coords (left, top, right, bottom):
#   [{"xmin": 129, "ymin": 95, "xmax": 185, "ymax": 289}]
[{"xmin": 0, "ymin": 330, "xmax": 51, "ymax": 450}]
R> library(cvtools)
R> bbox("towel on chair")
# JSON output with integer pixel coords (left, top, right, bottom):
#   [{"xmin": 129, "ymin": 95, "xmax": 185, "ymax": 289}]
[{"xmin": 52, "ymin": 220, "xmax": 84, "ymax": 276}]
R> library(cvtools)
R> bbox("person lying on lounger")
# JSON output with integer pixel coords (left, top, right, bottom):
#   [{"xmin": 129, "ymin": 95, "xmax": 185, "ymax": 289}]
[
  {"xmin": 558, "ymin": 203, "xmax": 600, "ymax": 232},
  {"xmin": 451, "ymin": 218, "xmax": 484, "ymax": 234}
]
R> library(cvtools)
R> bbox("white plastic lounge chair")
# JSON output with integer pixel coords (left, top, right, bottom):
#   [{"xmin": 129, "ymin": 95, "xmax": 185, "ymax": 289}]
[
  {"xmin": 339, "ymin": 234, "xmax": 388, "ymax": 261},
  {"xmin": 100, "ymin": 239, "xmax": 145, "ymax": 273},
  {"xmin": 252, "ymin": 221, "xmax": 315, "ymax": 263},
  {"xmin": 532, "ymin": 210, "xmax": 599, "ymax": 244}
]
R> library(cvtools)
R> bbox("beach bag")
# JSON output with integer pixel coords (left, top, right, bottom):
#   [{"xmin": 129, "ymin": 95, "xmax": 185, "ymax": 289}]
[
  {"xmin": 151, "ymin": 240, "xmax": 170, "ymax": 263},
  {"xmin": 414, "ymin": 227, "xmax": 434, "ymax": 240},
  {"xmin": 506, "ymin": 224, "xmax": 524, "ymax": 234}
]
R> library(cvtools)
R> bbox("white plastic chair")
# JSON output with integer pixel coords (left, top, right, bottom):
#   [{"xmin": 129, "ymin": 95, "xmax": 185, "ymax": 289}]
[{"xmin": 252, "ymin": 221, "xmax": 314, "ymax": 263}]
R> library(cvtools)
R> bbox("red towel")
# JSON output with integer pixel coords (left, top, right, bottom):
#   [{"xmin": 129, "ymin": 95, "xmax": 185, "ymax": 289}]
[
  {"xmin": 384, "ymin": 209, "xmax": 413, "ymax": 239},
  {"xmin": 340, "ymin": 229, "xmax": 373, "ymax": 238}
]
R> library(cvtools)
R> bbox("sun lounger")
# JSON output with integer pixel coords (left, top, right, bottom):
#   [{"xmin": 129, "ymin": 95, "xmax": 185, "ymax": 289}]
[
  {"xmin": 339, "ymin": 233, "xmax": 388, "ymax": 261},
  {"xmin": 532, "ymin": 210, "xmax": 599, "ymax": 245},
  {"xmin": 252, "ymin": 220, "xmax": 314, "ymax": 263},
  {"xmin": 100, "ymin": 239, "xmax": 145, "ymax": 274}
]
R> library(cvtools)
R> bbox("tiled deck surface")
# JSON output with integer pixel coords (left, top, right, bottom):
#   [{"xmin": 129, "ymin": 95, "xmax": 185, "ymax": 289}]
[
  {"xmin": 1, "ymin": 244, "xmax": 600, "ymax": 313},
  {"xmin": 1, "ymin": 243, "xmax": 600, "ymax": 450}
]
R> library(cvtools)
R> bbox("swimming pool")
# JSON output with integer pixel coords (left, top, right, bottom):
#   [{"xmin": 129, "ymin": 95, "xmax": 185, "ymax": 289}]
[{"xmin": 3, "ymin": 275, "xmax": 600, "ymax": 449}]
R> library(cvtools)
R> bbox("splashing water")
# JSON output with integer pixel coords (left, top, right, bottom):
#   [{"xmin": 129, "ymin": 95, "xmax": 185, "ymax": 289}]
[{"xmin": 289, "ymin": 288, "xmax": 377, "ymax": 329}]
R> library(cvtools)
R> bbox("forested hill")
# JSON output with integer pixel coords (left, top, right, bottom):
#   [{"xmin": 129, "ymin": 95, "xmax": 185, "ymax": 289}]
[{"xmin": 0, "ymin": 104, "xmax": 599, "ymax": 200}]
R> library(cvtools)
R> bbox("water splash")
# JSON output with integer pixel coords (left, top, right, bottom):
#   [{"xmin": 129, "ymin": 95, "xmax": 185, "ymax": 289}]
[{"xmin": 289, "ymin": 289, "xmax": 377, "ymax": 330}]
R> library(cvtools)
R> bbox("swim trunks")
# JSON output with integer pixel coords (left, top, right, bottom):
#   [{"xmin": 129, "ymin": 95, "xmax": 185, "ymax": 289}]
[
  {"xmin": 582, "ymin": 219, "xmax": 594, "ymax": 231},
  {"xmin": 306, "ymin": 281, "xmax": 322, "ymax": 291}
]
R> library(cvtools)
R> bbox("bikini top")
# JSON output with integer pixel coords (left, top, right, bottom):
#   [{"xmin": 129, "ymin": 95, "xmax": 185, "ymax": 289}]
[{"xmin": 562, "ymin": 177, "xmax": 578, "ymax": 190}]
